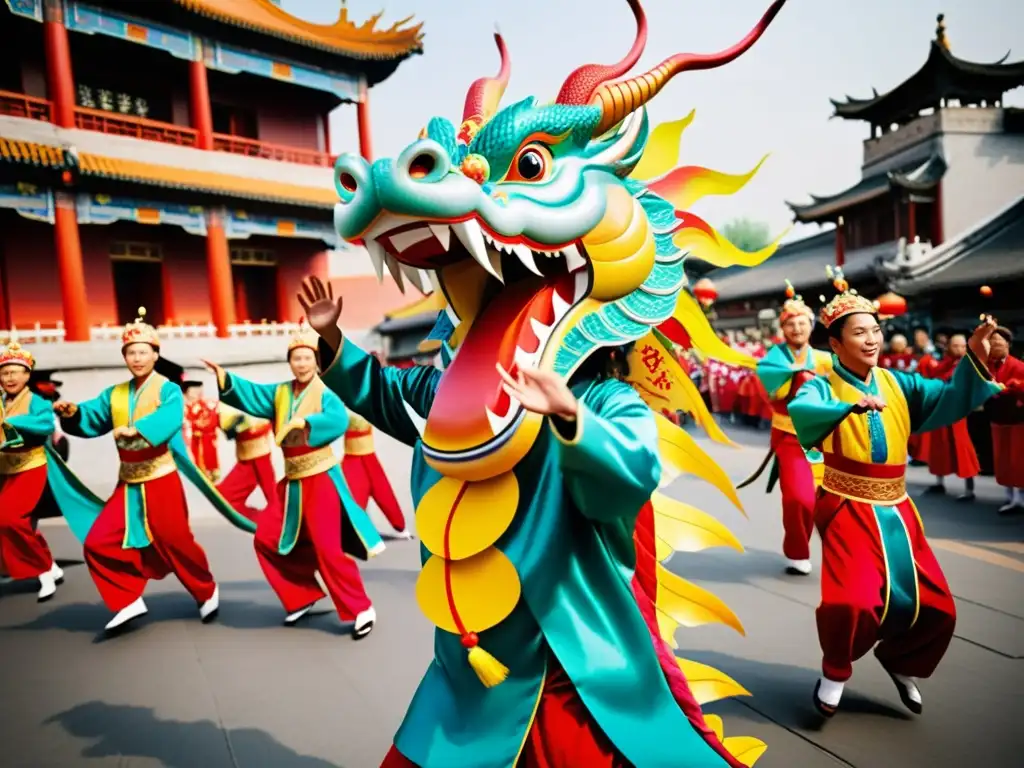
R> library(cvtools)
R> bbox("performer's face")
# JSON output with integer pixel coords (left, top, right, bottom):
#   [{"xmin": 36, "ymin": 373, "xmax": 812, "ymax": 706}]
[
  {"xmin": 123, "ymin": 343, "xmax": 158, "ymax": 378},
  {"xmin": 830, "ymin": 313, "xmax": 882, "ymax": 370},
  {"xmin": 0, "ymin": 364, "xmax": 30, "ymax": 395},
  {"xmin": 889, "ymin": 335, "xmax": 907, "ymax": 354},
  {"xmin": 289, "ymin": 348, "xmax": 318, "ymax": 383},
  {"xmin": 781, "ymin": 315, "xmax": 811, "ymax": 347},
  {"xmin": 947, "ymin": 334, "xmax": 967, "ymax": 359},
  {"xmin": 990, "ymin": 334, "xmax": 1010, "ymax": 361},
  {"xmin": 184, "ymin": 386, "xmax": 202, "ymax": 404}
]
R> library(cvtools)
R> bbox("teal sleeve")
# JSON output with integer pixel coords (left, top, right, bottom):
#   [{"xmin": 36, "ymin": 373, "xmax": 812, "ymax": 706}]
[
  {"xmin": 890, "ymin": 351, "xmax": 1002, "ymax": 434},
  {"xmin": 552, "ymin": 380, "xmax": 661, "ymax": 523},
  {"xmin": 5, "ymin": 395, "xmax": 56, "ymax": 438},
  {"xmin": 756, "ymin": 348, "xmax": 794, "ymax": 398},
  {"xmin": 219, "ymin": 373, "xmax": 279, "ymax": 420},
  {"xmin": 134, "ymin": 382, "xmax": 184, "ymax": 447},
  {"xmin": 318, "ymin": 337, "xmax": 441, "ymax": 447},
  {"xmin": 788, "ymin": 376, "xmax": 855, "ymax": 451},
  {"xmin": 306, "ymin": 389, "xmax": 349, "ymax": 448},
  {"xmin": 61, "ymin": 388, "xmax": 114, "ymax": 438}
]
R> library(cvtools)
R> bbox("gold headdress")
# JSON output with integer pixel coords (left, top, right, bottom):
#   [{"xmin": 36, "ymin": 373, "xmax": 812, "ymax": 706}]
[
  {"xmin": 0, "ymin": 334, "xmax": 35, "ymax": 371},
  {"xmin": 121, "ymin": 306, "xmax": 160, "ymax": 350},
  {"xmin": 287, "ymin": 320, "xmax": 318, "ymax": 355},
  {"xmin": 818, "ymin": 267, "xmax": 876, "ymax": 329},
  {"xmin": 779, "ymin": 279, "xmax": 814, "ymax": 325}
]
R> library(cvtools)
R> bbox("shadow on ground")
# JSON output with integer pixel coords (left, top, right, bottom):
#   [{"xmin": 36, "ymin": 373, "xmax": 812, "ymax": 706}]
[{"xmin": 48, "ymin": 702, "xmax": 341, "ymax": 767}]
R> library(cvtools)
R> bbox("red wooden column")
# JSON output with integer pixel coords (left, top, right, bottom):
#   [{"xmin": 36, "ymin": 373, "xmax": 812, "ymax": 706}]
[
  {"xmin": 907, "ymin": 200, "xmax": 917, "ymax": 242},
  {"xmin": 189, "ymin": 43, "xmax": 214, "ymax": 151},
  {"xmin": 53, "ymin": 192, "xmax": 90, "ymax": 342},
  {"xmin": 161, "ymin": 260, "xmax": 176, "ymax": 324},
  {"xmin": 204, "ymin": 209, "xmax": 236, "ymax": 337},
  {"xmin": 321, "ymin": 113, "xmax": 332, "ymax": 157},
  {"xmin": 0, "ymin": 256, "xmax": 9, "ymax": 330},
  {"xmin": 275, "ymin": 266, "xmax": 292, "ymax": 323},
  {"xmin": 932, "ymin": 182, "xmax": 944, "ymax": 246},
  {"xmin": 42, "ymin": 0, "xmax": 76, "ymax": 128},
  {"xmin": 356, "ymin": 78, "xmax": 373, "ymax": 161},
  {"xmin": 835, "ymin": 215, "xmax": 845, "ymax": 268}
]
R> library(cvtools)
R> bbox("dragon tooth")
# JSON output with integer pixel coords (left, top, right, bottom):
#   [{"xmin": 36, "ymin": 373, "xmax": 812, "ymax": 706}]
[
  {"xmin": 402, "ymin": 264, "xmax": 427, "ymax": 293},
  {"xmin": 364, "ymin": 239, "xmax": 387, "ymax": 282},
  {"xmin": 444, "ymin": 304, "xmax": 461, "ymax": 327},
  {"xmin": 428, "ymin": 223, "xmax": 451, "ymax": 251},
  {"xmin": 573, "ymin": 270, "xmax": 589, "ymax": 301},
  {"xmin": 452, "ymin": 220, "xmax": 502, "ymax": 281},
  {"xmin": 562, "ymin": 243, "xmax": 587, "ymax": 273},
  {"xmin": 529, "ymin": 317, "xmax": 551, "ymax": 341},
  {"xmin": 551, "ymin": 289, "xmax": 571, "ymax": 318},
  {"xmin": 485, "ymin": 398, "xmax": 519, "ymax": 436},
  {"xmin": 513, "ymin": 345, "xmax": 535, "ymax": 370},
  {"xmin": 384, "ymin": 254, "xmax": 406, "ymax": 294},
  {"xmin": 511, "ymin": 244, "xmax": 544, "ymax": 276}
]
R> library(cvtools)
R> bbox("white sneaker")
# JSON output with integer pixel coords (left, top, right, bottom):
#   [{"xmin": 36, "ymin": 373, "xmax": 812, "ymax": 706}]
[
  {"xmin": 813, "ymin": 676, "xmax": 844, "ymax": 717},
  {"xmin": 105, "ymin": 598, "xmax": 148, "ymax": 631},
  {"xmin": 352, "ymin": 606, "xmax": 376, "ymax": 639},
  {"xmin": 284, "ymin": 603, "xmax": 315, "ymax": 625},
  {"xmin": 392, "ymin": 530, "xmax": 415, "ymax": 540},
  {"xmin": 785, "ymin": 558, "xmax": 812, "ymax": 575},
  {"xmin": 199, "ymin": 586, "xmax": 219, "ymax": 623},
  {"xmin": 37, "ymin": 563, "xmax": 63, "ymax": 602}
]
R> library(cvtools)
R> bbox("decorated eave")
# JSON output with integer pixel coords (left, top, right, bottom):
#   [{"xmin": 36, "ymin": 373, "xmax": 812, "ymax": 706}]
[
  {"xmin": 0, "ymin": 139, "xmax": 335, "ymax": 210},
  {"xmin": 876, "ymin": 194, "xmax": 1024, "ymax": 296},
  {"xmin": 787, "ymin": 153, "xmax": 947, "ymax": 224},
  {"xmin": 384, "ymin": 291, "xmax": 446, "ymax": 321},
  {"xmin": 831, "ymin": 17, "xmax": 1024, "ymax": 126}
]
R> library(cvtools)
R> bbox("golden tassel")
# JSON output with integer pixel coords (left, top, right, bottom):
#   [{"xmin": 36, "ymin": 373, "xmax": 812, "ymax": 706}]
[{"xmin": 463, "ymin": 632, "xmax": 509, "ymax": 688}]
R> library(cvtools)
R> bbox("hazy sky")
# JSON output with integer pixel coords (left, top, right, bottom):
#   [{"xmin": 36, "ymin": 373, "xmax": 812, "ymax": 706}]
[{"xmin": 283, "ymin": 0, "xmax": 1023, "ymax": 242}]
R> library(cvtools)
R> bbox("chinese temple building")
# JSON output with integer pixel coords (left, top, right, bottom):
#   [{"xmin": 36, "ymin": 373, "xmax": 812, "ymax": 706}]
[
  {"xmin": 371, "ymin": 290, "xmax": 444, "ymax": 368},
  {"xmin": 712, "ymin": 14, "xmax": 1024, "ymax": 334},
  {"xmin": 0, "ymin": 0, "xmax": 423, "ymax": 340}
]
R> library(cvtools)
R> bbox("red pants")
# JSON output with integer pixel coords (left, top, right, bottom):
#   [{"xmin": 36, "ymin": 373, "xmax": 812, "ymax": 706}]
[
  {"xmin": 925, "ymin": 420, "xmax": 979, "ymax": 479},
  {"xmin": 380, "ymin": 657, "xmax": 630, "ymax": 768},
  {"xmin": 84, "ymin": 472, "xmax": 216, "ymax": 611},
  {"xmin": 217, "ymin": 454, "xmax": 277, "ymax": 523},
  {"xmin": 255, "ymin": 472, "xmax": 371, "ymax": 620},
  {"xmin": 0, "ymin": 466, "xmax": 55, "ymax": 579},
  {"xmin": 991, "ymin": 423, "xmax": 1024, "ymax": 488},
  {"xmin": 772, "ymin": 429, "xmax": 816, "ymax": 561},
  {"xmin": 815, "ymin": 492, "xmax": 956, "ymax": 682},
  {"xmin": 190, "ymin": 432, "xmax": 219, "ymax": 476},
  {"xmin": 342, "ymin": 453, "xmax": 406, "ymax": 532}
]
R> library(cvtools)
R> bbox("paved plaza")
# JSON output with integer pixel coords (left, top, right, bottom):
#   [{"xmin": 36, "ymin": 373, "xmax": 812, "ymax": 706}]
[{"xmin": 1, "ymin": 364, "xmax": 1022, "ymax": 767}]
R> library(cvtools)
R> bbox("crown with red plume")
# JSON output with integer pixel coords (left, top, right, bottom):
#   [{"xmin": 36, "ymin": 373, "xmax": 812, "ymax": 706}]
[
  {"xmin": 0, "ymin": 334, "xmax": 35, "ymax": 370},
  {"xmin": 121, "ymin": 307, "xmax": 160, "ymax": 350},
  {"xmin": 818, "ymin": 267, "xmax": 876, "ymax": 329},
  {"xmin": 458, "ymin": 30, "xmax": 511, "ymax": 146},
  {"xmin": 287, "ymin": 320, "xmax": 318, "ymax": 355},
  {"xmin": 554, "ymin": 0, "xmax": 788, "ymax": 137},
  {"xmin": 779, "ymin": 279, "xmax": 814, "ymax": 325}
]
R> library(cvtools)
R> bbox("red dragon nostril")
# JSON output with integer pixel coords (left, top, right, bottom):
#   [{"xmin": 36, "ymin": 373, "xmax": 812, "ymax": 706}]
[
  {"xmin": 338, "ymin": 172, "xmax": 358, "ymax": 193},
  {"xmin": 409, "ymin": 153, "xmax": 436, "ymax": 179}
]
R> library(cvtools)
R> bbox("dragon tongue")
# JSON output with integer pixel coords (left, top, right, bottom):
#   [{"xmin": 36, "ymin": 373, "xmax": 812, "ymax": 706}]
[{"xmin": 426, "ymin": 279, "xmax": 554, "ymax": 448}]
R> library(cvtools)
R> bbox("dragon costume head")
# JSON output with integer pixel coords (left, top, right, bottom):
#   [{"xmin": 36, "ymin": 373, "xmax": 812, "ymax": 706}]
[{"xmin": 334, "ymin": 0, "xmax": 788, "ymax": 481}]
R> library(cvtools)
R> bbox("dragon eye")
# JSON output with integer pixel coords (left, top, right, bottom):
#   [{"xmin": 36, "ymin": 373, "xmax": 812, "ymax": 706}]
[{"xmin": 506, "ymin": 143, "xmax": 552, "ymax": 183}]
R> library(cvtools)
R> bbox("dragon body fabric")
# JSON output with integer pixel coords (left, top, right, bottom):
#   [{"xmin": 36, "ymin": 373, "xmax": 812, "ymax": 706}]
[{"xmin": 326, "ymin": 2, "xmax": 789, "ymax": 765}]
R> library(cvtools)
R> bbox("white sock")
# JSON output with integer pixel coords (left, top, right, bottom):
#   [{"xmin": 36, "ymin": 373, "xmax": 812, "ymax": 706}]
[
  {"xmin": 934, "ymin": 476, "xmax": 944, "ymax": 486},
  {"xmin": 1013, "ymin": 488, "xmax": 1022, "ymax": 504},
  {"xmin": 817, "ymin": 677, "xmax": 844, "ymax": 707}
]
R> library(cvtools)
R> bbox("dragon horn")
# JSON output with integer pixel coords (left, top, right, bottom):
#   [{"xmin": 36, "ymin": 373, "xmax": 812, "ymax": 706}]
[
  {"xmin": 460, "ymin": 31, "xmax": 511, "ymax": 132},
  {"xmin": 555, "ymin": 0, "xmax": 647, "ymax": 106},
  {"xmin": 587, "ymin": 0, "xmax": 788, "ymax": 137}
]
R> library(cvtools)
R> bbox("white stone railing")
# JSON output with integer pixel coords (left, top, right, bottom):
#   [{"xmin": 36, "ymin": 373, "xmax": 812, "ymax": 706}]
[{"xmin": 2, "ymin": 320, "xmax": 303, "ymax": 343}]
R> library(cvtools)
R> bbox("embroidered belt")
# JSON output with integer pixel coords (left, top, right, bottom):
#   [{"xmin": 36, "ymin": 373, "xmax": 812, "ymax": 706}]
[
  {"xmin": 118, "ymin": 446, "xmax": 176, "ymax": 484},
  {"xmin": 283, "ymin": 445, "xmax": 337, "ymax": 480},
  {"xmin": 344, "ymin": 429, "xmax": 374, "ymax": 456},
  {"xmin": 770, "ymin": 412, "xmax": 795, "ymax": 434},
  {"xmin": 0, "ymin": 446, "xmax": 47, "ymax": 475},
  {"xmin": 236, "ymin": 429, "xmax": 272, "ymax": 462},
  {"xmin": 821, "ymin": 453, "xmax": 906, "ymax": 504}
]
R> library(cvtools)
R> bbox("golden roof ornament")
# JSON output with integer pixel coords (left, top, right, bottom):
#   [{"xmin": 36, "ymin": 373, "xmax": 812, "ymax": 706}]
[
  {"xmin": 818, "ymin": 267, "xmax": 877, "ymax": 329},
  {"xmin": 935, "ymin": 13, "xmax": 949, "ymax": 50},
  {"xmin": 121, "ymin": 306, "xmax": 161, "ymax": 350}
]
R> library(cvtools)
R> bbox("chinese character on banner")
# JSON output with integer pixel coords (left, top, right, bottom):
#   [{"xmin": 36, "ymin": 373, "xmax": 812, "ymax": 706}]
[
  {"xmin": 134, "ymin": 97, "xmax": 149, "ymax": 118},
  {"xmin": 116, "ymin": 92, "xmax": 133, "ymax": 114},
  {"xmin": 76, "ymin": 84, "xmax": 95, "ymax": 108},
  {"xmin": 649, "ymin": 371, "xmax": 671, "ymax": 390},
  {"xmin": 639, "ymin": 344, "xmax": 664, "ymax": 374},
  {"xmin": 97, "ymin": 89, "xmax": 114, "ymax": 111}
]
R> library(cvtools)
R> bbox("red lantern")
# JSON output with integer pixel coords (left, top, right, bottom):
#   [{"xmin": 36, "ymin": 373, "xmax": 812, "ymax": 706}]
[
  {"xmin": 873, "ymin": 291, "xmax": 907, "ymax": 317},
  {"xmin": 693, "ymin": 278, "xmax": 718, "ymax": 307}
]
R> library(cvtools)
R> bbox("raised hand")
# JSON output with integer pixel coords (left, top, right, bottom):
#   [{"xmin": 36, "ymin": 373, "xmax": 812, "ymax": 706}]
[
  {"xmin": 297, "ymin": 276, "xmax": 343, "ymax": 349},
  {"xmin": 968, "ymin": 315, "xmax": 997, "ymax": 366},
  {"xmin": 53, "ymin": 401, "xmax": 78, "ymax": 418},
  {"xmin": 496, "ymin": 363, "xmax": 577, "ymax": 420},
  {"xmin": 112, "ymin": 426, "xmax": 138, "ymax": 440},
  {"xmin": 851, "ymin": 395, "xmax": 886, "ymax": 414}
]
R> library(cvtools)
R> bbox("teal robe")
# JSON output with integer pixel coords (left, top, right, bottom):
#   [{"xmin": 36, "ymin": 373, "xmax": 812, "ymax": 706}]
[
  {"xmin": 62, "ymin": 376, "xmax": 255, "ymax": 547},
  {"xmin": 1, "ymin": 389, "xmax": 103, "ymax": 542},
  {"xmin": 320, "ymin": 339, "xmax": 728, "ymax": 768},
  {"xmin": 218, "ymin": 374, "xmax": 383, "ymax": 559}
]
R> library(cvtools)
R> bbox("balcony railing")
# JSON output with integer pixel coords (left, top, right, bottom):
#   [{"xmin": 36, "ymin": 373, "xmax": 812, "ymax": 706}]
[
  {"xmin": 213, "ymin": 133, "xmax": 332, "ymax": 167},
  {"xmin": 73, "ymin": 107, "xmax": 199, "ymax": 147},
  {"xmin": 0, "ymin": 89, "xmax": 52, "ymax": 122}
]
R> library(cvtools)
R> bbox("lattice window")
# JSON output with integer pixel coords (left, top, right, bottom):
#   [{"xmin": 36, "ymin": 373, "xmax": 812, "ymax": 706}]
[
  {"xmin": 110, "ymin": 241, "xmax": 163, "ymax": 262},
  {"xmin": 230, "ymin": 247, "xmax": 277, "ymax": 267}
]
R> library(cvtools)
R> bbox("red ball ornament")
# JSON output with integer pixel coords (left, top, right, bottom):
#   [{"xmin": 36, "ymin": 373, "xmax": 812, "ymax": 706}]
[
  {"xmin": 980, "ymin": 285, "xmax": 993, "ymax": 297},
  {"xmin": 693, "ymin": 278, "xmax": 718, "ymax": 306},
  {"xmin": 460, "ymin": 632, "xmax": 479, "ymax": 649},
  {"xmin": 874, "ymin": 291, "xmax": 907, "ymax": 317}
]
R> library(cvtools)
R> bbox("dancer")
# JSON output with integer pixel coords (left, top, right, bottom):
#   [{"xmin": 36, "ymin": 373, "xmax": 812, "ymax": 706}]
[
  {"xmin": 0, "ymin": 341, "xmax": 103, "ymax": 600},
  {"xmin": 742, "ymin": 280, "xmax": 831, "ymax": 575},
  {"xmin": 53, "ymin": 310, "xmax": 255, "ymax": 631},
  {"xmin": 216, "ymin": 402, "xmax": 277, "ymax": 523},
  {"xmin": 183, "ymin": 380, "xmax": 221, "ymax": 482},
  {"xmin": 789, "ymin": 269, "xmax": 1001, "ymax": 717},
  {"xmin": 985, "ymin": 326, "xmax": 1024, "ymax": 514},
  {"xmin": 921, "ymin": 334, "xmax": 980, "ymax": 500},
  {"xmin": 300, "ymin": 1, "xmax": 792, "ymax": 763},
  {"xmin": 342, "ymin": 409, "xmax": 411, "ymax": 538},
  {"xmin": 204, "ymin": 326, "xmax": 383, "ymax": 638}
]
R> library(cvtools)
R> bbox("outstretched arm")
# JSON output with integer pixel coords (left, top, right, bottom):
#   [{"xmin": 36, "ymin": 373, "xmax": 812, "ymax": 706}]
[
  {"xmin": 4, "ymin": 394, "xmax": 56, "ymax": 439},
  {"xmin": 208, "ymin": 364, "xmax": 278, "ymax": 421},
  {"xmin": 788, "ymin": 376, "xmax": 855, "ymax": 451},
  {"xmin": 133, "ymin": 382, "xmax": 185, "ymax": 447},
  {"xmin": 892, "ymin": 351, "xmax": 1002, "ymax": 434},
  {"xmin": 59, "ymin": 389, "xmax": 114, "ymax": 438}
]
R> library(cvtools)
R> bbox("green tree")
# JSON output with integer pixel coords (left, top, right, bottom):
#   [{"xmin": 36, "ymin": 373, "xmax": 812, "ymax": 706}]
[{"xmin": 720, "ymin": 218, "xmax": 772, "ymax": 252}]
